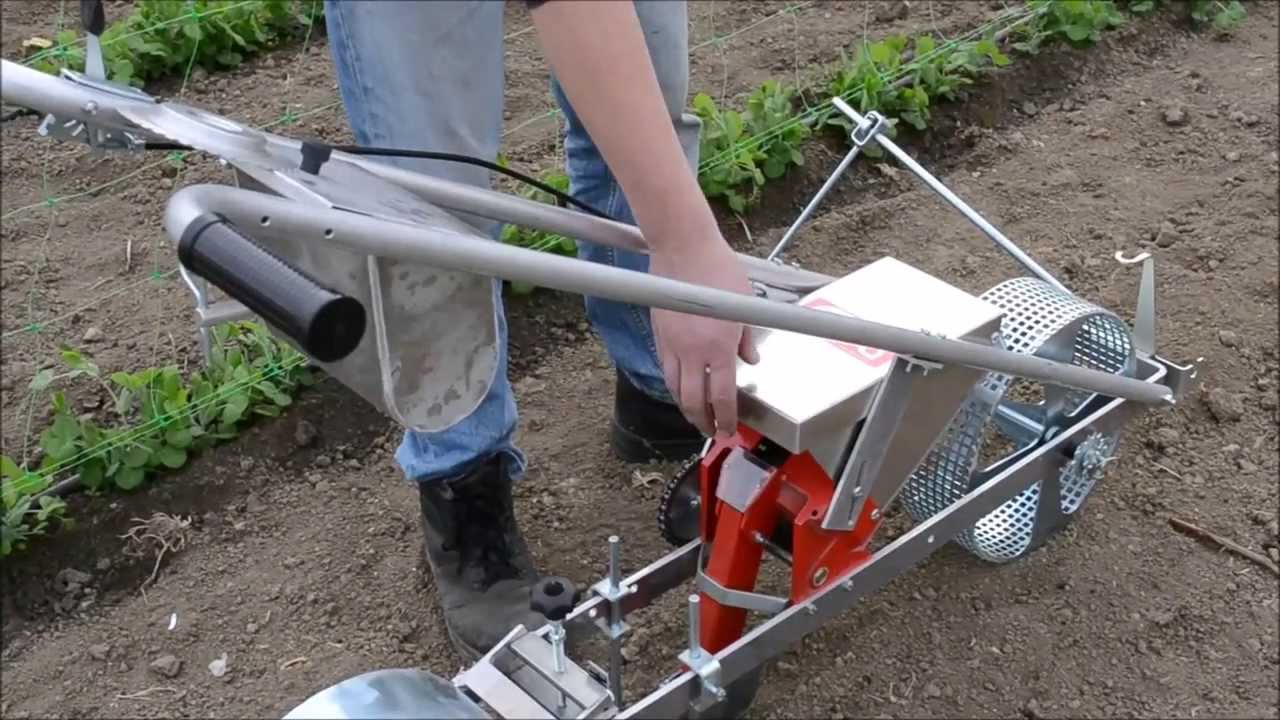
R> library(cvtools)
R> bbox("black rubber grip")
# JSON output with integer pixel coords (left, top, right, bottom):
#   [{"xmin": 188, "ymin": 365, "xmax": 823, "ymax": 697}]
[
  {"xmin": 178, "ymin": 213, "xmax": 366, "ymax": 363},
  {"xmin": 81, "ymin": 0, "xmax": 105, "ymax": 35}
]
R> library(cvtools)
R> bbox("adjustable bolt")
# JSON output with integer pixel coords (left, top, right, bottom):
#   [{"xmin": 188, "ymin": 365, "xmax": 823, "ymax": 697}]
[
  {"xmin": 530, "ymin": 577, "xmax": 577, "ymax": 674},
  {"xmin": 548, "ymin": 621, "xmax": 566, "ymax": 673}
]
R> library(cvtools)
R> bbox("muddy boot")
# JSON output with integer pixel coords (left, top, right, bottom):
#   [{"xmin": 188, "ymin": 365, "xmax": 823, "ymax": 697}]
[
  {"xmin": 418, "ymin": 456, "xmax": 549, "ymax": 661},
  {"xmin": 611, "ymin": 370, "xmax": 706, "ymax": 463}
]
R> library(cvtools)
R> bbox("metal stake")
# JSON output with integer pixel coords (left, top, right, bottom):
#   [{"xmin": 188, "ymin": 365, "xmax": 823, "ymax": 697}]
[
  {"xmin": 687, "ymin": 594, "xmax": 702, "ymax": 659},
  {"xmin": 607, "ymin": 535, "xmax": 625, "ymax": 707}
]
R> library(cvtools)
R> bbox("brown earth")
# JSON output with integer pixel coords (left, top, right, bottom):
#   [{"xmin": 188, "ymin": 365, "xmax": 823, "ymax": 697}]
[{"xmin": 2, "ymin": 1, "xmax": 1278, "ymax": 719}]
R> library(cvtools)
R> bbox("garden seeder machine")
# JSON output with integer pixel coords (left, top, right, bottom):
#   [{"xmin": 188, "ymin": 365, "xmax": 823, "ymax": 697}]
[{"xmin": 2, "ymin": 9, "xmax": 1199, "ymax": 718}]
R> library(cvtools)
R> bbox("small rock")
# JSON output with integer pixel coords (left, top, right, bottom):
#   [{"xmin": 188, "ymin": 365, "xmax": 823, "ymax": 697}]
[
  {"xmin": 294, "ymin": 420, "xmax": 318, "ymax": 448},
  {"xmin": 150, "ymin": 654, "xmax": 182, "ymax": 678},
  {"xmin": 1243, "ymin": 114, "xmax": 1260, "ymax": 127},
  {"xmin": 314, "ymin": 455, "xmax": 332, "ymax": 468},
  {"xmin": 1021, "ymin": 100, "xmax": 1039, "ymax": 117},
  {"xmin": 1266, "ymin": 520, "xmax": 1279, "ymax": 538},
  {"xmin": 1247, "ymin": 638, "xmax": 1264, "ymax": 653},
  {"xmin": 1154, "ymin": 220, "xmax": 1180, "ymax": 248},
  {"xmin": 345, "ymin": 458, "xmax": 362, "ymax": 470},
  {"xmin": 81, "ymin": 326, "xmax": 104, "ymax": 343},
  {"xmin": 1204, "ymin": 388, "xmax": 1245, "ymax": 423},
  {"xmin": 208, "ymin": 652, "xmax": 229, "ymax": 678},
  {"xmin": 1229, "ymin": 110, "xmax": 1247, "ymax": 123},
  {"xmin": 1269, "ymin": 547, "xmax": 1279, "ymax": 563},
  {"xmin": 95, "ymin": 557, "xmax": 112, "ymax": 572},
  {"xmin": 921, "ymin": 586, "xmax": 938, "ymax": 600},
  {"xmin": 1218, "ymin": 330, "xmax": 1239, "ymax": 348},
  {"xmin": 247, "ymin": 622, "xmax": 259, "ymax": 634},
  {"xmin": 874, "ymin": 0, "xmax": 909, "ymax": 22},
  {"xmin": 1237, "ymin": 457, "xmax": 1257, "ymax": 473},
  {"xmin": 1162, "ymin": 105, "xmax": 1188, "ymax": 126},
  {"xmin": 53, "ymin": 568, "xmax": 92, "ymax": 594},
  {"xmin": 1224, "ymin": 150, "xmax": 1241, "ymax": 162},
  {"xmin": 1023, "ymin": 698, "xmax": 1042, "ymax": 719},
  {"xmin": 239, "ymin": 456, "xmax": 255, "ymax": 472},
  {"xmin": 1149, "ymin": 609, "xmax": 1176, "ymax": 627},
  {"xmin": 87, "ymin": 643, "xmax": 110, "ymax": 661},
  {"xmin": 315, "ymin": 480, "xmax": 332, "ymax": 493},
  {"xmin": 925, "ymin": 682, "xmax": 943, "ymax": 698},
  {"xmin": 1149, "ymin": 427, "xmax": 1181, "ymax": 450}
]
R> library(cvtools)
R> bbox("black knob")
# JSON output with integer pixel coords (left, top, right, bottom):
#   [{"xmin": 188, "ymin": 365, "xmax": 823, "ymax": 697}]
[
  {"xmin": 530, "ymin": 576, "xmax": 577, "ymax": 622},
  {"xmin": 299, "ymin": 140, "xmax": 332, "ymax": 175}
]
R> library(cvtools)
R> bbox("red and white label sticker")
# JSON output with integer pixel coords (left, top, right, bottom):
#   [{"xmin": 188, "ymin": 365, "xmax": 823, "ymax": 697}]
[{"xmin": 801, "ymin": 297, "xmax": 895, "ymax": 368}]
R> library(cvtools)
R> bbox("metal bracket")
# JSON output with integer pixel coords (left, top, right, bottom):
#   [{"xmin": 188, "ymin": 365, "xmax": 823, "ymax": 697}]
[
  {"xmin": 1114, "ymin": 250, "xmax": 1156, "ymax": 357},
  {"xmin": 823, "ymin": 351, "xmax": 986, "ymax": 531},
  {"xmin": 695, "ymin": 544, "xmax": 788, "ymax": 615}
]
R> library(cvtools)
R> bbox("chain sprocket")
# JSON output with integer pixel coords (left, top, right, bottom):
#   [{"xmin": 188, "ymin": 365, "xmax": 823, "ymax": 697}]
[{"xmin": 657, "ymin": 453, "xmax": 703, "ymax": 546}]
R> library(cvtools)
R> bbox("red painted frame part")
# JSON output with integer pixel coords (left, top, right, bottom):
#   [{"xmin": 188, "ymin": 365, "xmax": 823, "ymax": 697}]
[{"xmin": 690, "ymin": 425, "xmax": 885, "ymax": 657}]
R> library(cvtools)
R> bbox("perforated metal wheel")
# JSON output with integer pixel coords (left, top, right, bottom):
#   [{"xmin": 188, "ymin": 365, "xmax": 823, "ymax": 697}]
[{"xmin": 898, "ymin": 277, "xmax": 1137, "ymax": 563}]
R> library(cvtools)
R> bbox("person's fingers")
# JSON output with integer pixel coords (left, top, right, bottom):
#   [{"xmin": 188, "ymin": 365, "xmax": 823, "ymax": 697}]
[
  {"xmin": 679, "ymin": 355, "xmax": 713, "ymax": 436},
  {"xmin": 707, "ymin": 354, "xmax": 738, "ymax": 438},
  {"xmin": 659, "ymin": 340, "xmax": 681, "ymax": 406},
  {"xmin": 738, "ymin": 325, "xmax": 760, "ymax": 364}
]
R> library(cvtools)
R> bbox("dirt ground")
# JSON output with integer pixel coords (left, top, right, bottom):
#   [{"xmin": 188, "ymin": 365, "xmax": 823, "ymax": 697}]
[{"xmin": 1, "ymin": 1, "xmax": 1278, "ymax": 719}]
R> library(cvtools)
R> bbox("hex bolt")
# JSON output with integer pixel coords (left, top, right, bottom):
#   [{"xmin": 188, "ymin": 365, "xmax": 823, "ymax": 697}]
[{"xmin": 811, "ymin": 567, "xmax": 829, "ymax": 587}]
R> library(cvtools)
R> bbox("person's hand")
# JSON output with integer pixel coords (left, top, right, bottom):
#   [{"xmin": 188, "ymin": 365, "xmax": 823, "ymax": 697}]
[{"xmin": 649, "ymin": 237, "xmax": 759, "ymax": 438}]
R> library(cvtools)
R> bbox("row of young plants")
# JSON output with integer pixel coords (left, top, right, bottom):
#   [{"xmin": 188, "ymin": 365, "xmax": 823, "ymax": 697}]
[
  {"xmin": 502, "ymin": 0, "xmax": 1247, "ymax": 260},
  {"xmin": 25, "ymin": 0, "xmax": 323, "ymax": 87},
  {"xmin": 0, "ymin": 0, "xmax": 1249, "ymax": 556},
  {"xmin": 1, "ymin": 323, "xmax": 315, "ymax": 556}
]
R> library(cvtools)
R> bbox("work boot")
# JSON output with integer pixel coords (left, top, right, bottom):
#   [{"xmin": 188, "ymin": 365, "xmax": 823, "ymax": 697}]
[
  {"xmin": 611, "ymin": 370, "xmax": 707, "ymax": 463},
  {"xmin": 417, "ymin": 456, "xmax": 550, "ymax": 661}
]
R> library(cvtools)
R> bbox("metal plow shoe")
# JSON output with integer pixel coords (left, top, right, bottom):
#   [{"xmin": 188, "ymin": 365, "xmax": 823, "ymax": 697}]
[{"xmin": 1, "ymin": 14, "xmax": 1198, "ymax": 718}]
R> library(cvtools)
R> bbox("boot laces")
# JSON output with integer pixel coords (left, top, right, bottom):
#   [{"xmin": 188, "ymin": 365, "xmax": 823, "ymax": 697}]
[{"xmin": 441, "ymin": 479, "xmax": 521, "ymax": 587}]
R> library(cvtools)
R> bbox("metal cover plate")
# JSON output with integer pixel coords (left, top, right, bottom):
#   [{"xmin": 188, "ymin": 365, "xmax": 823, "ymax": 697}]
[{"xmin": 736, "ymin": 257, "xmax": 1004, "ymax": 466}]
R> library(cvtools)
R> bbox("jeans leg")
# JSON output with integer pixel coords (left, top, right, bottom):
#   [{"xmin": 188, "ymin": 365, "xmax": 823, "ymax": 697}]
[
  {"xmin": 550, "ymin": 0, "xmax": 702, "ymax": 405},
  {"xmin": 325, "ymin": 0, "xmax": 524, "ymax": 484}
]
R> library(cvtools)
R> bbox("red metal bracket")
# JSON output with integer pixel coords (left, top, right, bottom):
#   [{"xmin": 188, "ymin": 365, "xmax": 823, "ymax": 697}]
[{"xmin": 691, "ymin": 425, "xmax": 883, "ymax": 656}]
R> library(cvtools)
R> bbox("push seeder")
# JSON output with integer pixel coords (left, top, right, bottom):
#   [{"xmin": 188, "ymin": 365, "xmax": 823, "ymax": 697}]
[{"xmin": 1, "ymin": 12, "xmax": 1198, "ymax": 718}]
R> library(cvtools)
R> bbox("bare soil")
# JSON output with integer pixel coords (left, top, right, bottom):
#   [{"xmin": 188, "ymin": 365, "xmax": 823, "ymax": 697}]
[{"xmin": 2, "ymin": 2, "xmax": 1278, "ymax": 719}]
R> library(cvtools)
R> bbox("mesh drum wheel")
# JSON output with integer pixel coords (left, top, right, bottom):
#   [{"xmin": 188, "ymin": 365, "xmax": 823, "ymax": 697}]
[{"xmin": 898, "ymin": 277, "xmax": 1137, "ymax": 563}]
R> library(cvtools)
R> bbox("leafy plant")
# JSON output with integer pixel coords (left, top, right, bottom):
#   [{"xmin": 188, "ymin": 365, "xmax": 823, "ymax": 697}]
[
  {"xmin": 2, "ymin": 456, "xmax": 71, "ymax": 557},
  {"xmin": 1124, "ymin": 0, "xmax": 1245, "ymax": 32},
  {"xmin": 1014, "ymin": 0, "xmax": 1126, "ymax": 53},
  {"xmin": 821, "ymin": 32, "xmax": 1009, "ymax": 156},
  {"xmin": 29, "ymin": 0, "xmax": 323, "ymax": 87},
  {"xmin": 497, "ymin": 167, "xmax": 578, "ymax": 295},
  {"xmin": 1, "ymin": 322, "xmax": 315, "ymax": 557},
  {"xmin": 694, "ymin": 80, "xmax": 810, "ymax": 212}
]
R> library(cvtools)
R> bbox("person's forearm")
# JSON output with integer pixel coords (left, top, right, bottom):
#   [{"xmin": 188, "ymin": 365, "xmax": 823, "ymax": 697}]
[{"xmin": 528, "ymin": 1, "xmax": 721, "ymax": 256}]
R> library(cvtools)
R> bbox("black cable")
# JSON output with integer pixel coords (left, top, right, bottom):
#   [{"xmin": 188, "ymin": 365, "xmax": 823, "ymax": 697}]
[
  {"xmin": 331, "ymin": 145, "xmax": 609, "ymax": 219},
  {"xmin": 138, "ymin": 139, "xmax": 609, "ymax": 220}
]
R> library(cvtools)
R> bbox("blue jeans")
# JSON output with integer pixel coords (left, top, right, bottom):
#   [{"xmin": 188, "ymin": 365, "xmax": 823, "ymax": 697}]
[{"xmin": 324, "ymin": 0, "xmax": 701, "ymax": 484}]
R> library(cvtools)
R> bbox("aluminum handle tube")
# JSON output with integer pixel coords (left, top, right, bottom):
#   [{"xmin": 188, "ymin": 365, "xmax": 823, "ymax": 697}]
[
  {"xmin": 344, "ymin": 151, "xmax": 835, "ymax": 294},
  {"xmin": 830, "ymin": 96, "xmax": 1070, "ymax": 295},
  {"xmin": 165, "ymin": 184, "xmax": 1174, "ymax": 406},
  {"xmin": 0, "ymin": 58, "xmax": 153, "ymax": 131}
]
